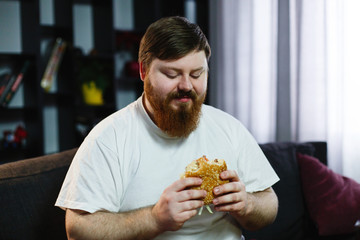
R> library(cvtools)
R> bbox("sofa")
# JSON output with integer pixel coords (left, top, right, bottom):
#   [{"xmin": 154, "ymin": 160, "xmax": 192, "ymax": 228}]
[{"xmin": 0, "ymin": 142, "xmax": 359, "ymax": 240}]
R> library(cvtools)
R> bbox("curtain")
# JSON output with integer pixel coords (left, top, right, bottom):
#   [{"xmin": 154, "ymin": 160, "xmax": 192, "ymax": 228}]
[
  {"xmin": 209, "ymin": 0, "xmax": 278, "ymax": 143},
  {"xmin": 209, "ymin": 0, "xmax": 360, "ymax": 182}
]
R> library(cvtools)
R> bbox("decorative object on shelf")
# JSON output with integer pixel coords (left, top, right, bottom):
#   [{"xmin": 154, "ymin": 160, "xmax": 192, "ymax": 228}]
[
  {"xmin": 115, "ymin": 31, "xmax": 142, "ymax": 78},
  {"xmin": 41, "ymin": 38, "xmax": 67, "ymax": 92},
  {"xmin": 1, "ymin": 125, "xmax": 27, "ymax": 150},
  {"xmin": 125, "ymin": 61, "xmax": 140, "ymax": 78},
  {"xmin": 0, "ymin": 60, "xmax": 31, "ymax": 107},
  {"xmin": 76, "ymin": 59, "xmax": 110, "ymax": 106},
  {"xmin": 82, "ymin": 81, "xmax": 104, "ymax": 105}
]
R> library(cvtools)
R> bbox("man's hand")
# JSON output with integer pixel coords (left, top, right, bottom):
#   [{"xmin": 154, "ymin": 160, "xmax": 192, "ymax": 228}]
[
  {"xmin": 152, "ymin": 177, "xmax": 207, "ymax": 231},
  {"xmin": 212, "ymin": 170, "xmax": 247, "ymax": 213},
  {"xmin": 212, "ymin": 170, "xmax": 278, "ymax": 231}
]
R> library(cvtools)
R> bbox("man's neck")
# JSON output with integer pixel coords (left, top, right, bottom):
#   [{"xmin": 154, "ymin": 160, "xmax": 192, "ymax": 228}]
[{"xmin": 142, "ymin": 94, "xmax": 157, "ymax": 125}]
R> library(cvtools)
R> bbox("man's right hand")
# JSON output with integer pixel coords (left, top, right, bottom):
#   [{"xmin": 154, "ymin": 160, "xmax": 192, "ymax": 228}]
[
  {"xmin": 66, "ymin": 178, "xmax": 206, "ymax": 240},
  {"xmin": 151, "ymin": 177, "xmax": 207, "ymax": 231}
]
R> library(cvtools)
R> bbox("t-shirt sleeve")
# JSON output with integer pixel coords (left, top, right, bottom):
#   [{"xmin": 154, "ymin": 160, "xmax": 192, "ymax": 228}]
[
  {"xmin": 55, "ymin": 138, "xmax": 124, "ymax": 213},
  {"xmin": 235, "ymin": 124, "xmax": 279, "ymax": 193}
]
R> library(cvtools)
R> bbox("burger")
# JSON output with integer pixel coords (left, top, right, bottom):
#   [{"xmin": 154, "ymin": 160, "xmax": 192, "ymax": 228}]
[{"xmin": 181, "ymin": 155, "xmax": 229, "ymax": 214}]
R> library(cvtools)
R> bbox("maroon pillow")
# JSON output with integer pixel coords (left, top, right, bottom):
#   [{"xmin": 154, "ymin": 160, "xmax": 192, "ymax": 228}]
[{"xmin": 297, "ymin": 153, "xmax": 360, "ymax": 235}]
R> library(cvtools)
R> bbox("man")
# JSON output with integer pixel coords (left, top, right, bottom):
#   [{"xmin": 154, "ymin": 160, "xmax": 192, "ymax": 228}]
[{"xmin": 56, "ymin": 16, "xmax": 279, "ymax": 240}]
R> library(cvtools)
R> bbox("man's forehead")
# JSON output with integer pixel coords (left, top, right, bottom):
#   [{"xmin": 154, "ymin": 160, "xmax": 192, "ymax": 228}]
[{"xmin": 152, "ymin": 51, "xmax": 208, "ymax": 69}]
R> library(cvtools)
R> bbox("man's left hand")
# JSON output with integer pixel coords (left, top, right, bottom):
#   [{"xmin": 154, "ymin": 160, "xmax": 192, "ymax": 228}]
[{"xmin": 212, "ymin": 170, "xmax": 248, "ymax": 216}]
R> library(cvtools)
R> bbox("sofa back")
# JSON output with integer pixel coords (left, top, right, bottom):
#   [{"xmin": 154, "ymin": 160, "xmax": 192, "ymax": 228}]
[
  {"xmin": 243, "ymin": 141, "xmax": 326, "ymax": 240},
  {"xmin": 0, "ymin": 148, "xmax": 77, "ymax": 240}
]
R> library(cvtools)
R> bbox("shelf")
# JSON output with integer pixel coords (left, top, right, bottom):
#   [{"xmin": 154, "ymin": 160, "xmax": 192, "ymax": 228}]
[
  {"xmin": 0, "ymin": 0, "xmax": 205, "ymax": 162},
  {"xmin": 0, "ymin": 53, "xmax": 26, "ymax": 59},
  {"xmin": 75, "ymin": 103, "xmax": 116, "ymax": 119},
  {"xmin": 73, "ymin": 52, "xmax": 114, "ymax": 61},
  {"xmin": 0, "ymin": 53, "xmax": 35, "ymax": 64},
  {"xmin": 0, "ymin": 107, "xmax": 38, "ymax": 118},
  {"xmin": 40, "ymin": 26, "xmax": 73, "ymax": 39},
  {"xmin": 43, "ymin": 92, "xmax": 75, "ymax": 106}
]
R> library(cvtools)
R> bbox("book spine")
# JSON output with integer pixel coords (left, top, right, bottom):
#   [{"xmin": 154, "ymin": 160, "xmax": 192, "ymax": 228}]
[
  {"xmin": 0, "ymin": 74, "xmax": 11, "ymax": 98},
  {"xmin": 0, "ymin": 61, "xmax": 30, "ymax": 107},
  {"xmin": 40, "ymin": 38, "xmax": 67, "ymax": 92},
  {"xmin": 0, "ymin": 67, "xmax": 12, "ymax": 98},
  {"xmin": 0, "ymin": 75, "xmax": 16, "ymax": 106}
]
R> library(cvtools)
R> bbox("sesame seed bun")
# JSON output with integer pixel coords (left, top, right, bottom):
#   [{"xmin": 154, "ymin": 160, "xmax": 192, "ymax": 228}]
[{"xmin": 182, "ymin": 156, "xmax": 229, "ymax": 205}]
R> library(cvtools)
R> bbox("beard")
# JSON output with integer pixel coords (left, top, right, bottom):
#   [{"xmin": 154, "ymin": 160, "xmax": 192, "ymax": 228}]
[{"xmin": 144, "ymin": 78, "xmax": 206, "ymax": 138}]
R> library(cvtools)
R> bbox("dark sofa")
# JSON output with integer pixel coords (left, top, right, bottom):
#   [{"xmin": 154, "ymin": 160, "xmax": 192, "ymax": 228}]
[
  {"xmin": 0, "ymin": 142, "xmax": 359, "ymax": 240},
  {"xmin": 0, "ymin": 148, "xmax": 77, "ymax": 240}
]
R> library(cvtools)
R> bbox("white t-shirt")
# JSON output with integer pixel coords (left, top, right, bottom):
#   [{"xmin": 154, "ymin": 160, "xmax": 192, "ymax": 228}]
[{"xmin": 56, "ymin": 96, "xmax": 279, "ymax": 239}]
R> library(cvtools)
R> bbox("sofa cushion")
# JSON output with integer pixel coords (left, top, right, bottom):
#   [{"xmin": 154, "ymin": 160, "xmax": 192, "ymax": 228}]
[
  {"xmin": 0, "ymin": 148, "xmax": 77, "ymax": 240},
  {"xmin": 297, "ymin": 153, "xmax": 360, "ymax": 236},
  {"xmin": 243, "ymin": 142, "xmax": 315, "ymax": 240}
]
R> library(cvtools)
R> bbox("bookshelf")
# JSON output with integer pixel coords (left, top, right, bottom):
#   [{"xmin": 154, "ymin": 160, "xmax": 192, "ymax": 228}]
[{"xmin": 0, "ymin": 0, "xmax": 208, "ymax": 163}]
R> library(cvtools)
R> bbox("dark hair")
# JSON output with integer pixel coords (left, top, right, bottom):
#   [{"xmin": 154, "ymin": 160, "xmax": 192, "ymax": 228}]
[{"xmin": 138, "ymin": 16, "xmax": 211, "ymax": 70}]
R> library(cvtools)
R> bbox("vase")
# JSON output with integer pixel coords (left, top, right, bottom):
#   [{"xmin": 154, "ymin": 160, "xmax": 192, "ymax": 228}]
[{"xmin": 82, "ymin": 81, "xmax": 104, "ymax": 105}]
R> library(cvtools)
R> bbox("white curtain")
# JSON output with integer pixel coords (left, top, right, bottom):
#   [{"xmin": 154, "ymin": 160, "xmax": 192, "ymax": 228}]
[
  {"xmin": 209, "ymin": 0, "xmax": 360, "ymax": 182},
  {"xmin": 209, "ymin": 0, "xmax": 278, "ymax": 143}
]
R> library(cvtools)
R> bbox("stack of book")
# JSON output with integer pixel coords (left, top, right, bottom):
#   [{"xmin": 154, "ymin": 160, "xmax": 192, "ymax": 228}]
[{"xmin": 0, "ymin": 60, "xmax": 30, "ymax": 107}]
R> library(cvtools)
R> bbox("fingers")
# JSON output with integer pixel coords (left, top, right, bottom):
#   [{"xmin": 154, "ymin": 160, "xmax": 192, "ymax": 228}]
[
  {"xmin": 213, "ymin": 170, "xmax": 247, "ymax": 213},
  {"xmin": 214, "ymin": 169, "xmax": 245, "ymax": 197},
  {"xmin": 177, "ymin": 189, "xmax": 207, "ymax": 202},
  {"xmin": 152, "ymin": 178, "xmax": 206, "ymax": 232},
  {"xmin": 181, "ymin": 199, "xmax": 204, "ymax": 212},
  {"xmin": 213, "ymin": 190, "xmax": 243, "ymax": 207},
  {"xmin": 172, "ymin": 209, "xmax": 199, "ymax": 223},
  {"xmin": 213, "ymin": 186, "xmax": 246, "ymax": 213},
  {"xmin": 171, "ymin": 177, "xmax": 203, "ymax": 192},
  {"xmin": 170, "ymin": 178, "xmax": 207, "ymax": 210},
  {"xmin": 220, "ymin": 169, "xmax": 240, "ymax": 181},
  {"xmin": 161, "ymin": 177, "xmax": 206, "ymax": 211}
]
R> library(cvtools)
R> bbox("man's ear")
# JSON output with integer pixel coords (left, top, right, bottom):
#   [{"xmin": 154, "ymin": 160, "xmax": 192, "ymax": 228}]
[{"xmin": 139, "ymin": 62, "xmax": 146, "ymax": 81}]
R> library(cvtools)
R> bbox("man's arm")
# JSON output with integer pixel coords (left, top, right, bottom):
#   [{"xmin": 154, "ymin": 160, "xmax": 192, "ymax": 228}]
[
  {"xmin": 66, "ymin": 207, "xmax": 160, "ymax": 240},
  {"xmin": 66, "ymin": 177, "xmax": 206, "ymax": 240},
  {"xmin": 213, "ymin": 170, "xmax": 278, "ymax": 231}
]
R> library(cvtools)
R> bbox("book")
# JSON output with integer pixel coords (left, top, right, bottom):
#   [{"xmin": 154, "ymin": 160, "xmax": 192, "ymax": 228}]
[
  {"xmin": 40, "ymin": 38, "xmax": 67, "ymax": 92},
  {"xmin": 0, "ymin": 60, "xmax": 31, "ymax": 107},
  {"xmin": 0, "ymin": 66, "xmax": 12, "ymax": 98}
]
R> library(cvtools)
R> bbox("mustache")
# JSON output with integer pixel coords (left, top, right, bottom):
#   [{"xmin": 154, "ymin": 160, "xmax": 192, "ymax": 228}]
[{"xmin": 169, "ymin": 90, "xmax": 197, "ymax": 100}]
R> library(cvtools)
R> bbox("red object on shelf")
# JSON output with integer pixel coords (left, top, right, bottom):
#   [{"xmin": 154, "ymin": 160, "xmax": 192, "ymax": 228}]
[
  {"xmin": 125, "ymin": 61, "xmax": 140, "ymax": 78},
  {"xmin": 14, "ymin": 125, "xmax": 27, "ymax": 144}
]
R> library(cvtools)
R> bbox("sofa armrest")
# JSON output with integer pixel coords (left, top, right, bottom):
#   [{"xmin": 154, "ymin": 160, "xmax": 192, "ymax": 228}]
[{"xmin": 0, "ymin": 148, "xmax": 77, "ymax": 240}]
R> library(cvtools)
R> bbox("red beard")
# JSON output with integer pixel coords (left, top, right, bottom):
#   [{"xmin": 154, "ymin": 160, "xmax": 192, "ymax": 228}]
[{"xmin": 144, "ymin": 79, "xmax": 206, "ymax": 138}]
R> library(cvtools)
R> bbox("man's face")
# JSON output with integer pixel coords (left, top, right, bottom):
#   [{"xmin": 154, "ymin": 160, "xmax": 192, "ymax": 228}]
[{"xmin": 142, "ymin": 50, "xmax": 208, "ymax": 138}]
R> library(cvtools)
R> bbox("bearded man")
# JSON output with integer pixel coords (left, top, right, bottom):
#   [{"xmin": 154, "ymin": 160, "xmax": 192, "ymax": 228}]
[{"xmin": 56, "ymin": 16, "xmax": 279, "ymax": 240}]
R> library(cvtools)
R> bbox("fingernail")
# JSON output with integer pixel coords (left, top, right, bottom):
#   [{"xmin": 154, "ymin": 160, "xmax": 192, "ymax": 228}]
[{"xmin": 214, "ymin": 188, "xmax": 220, "ymax": 194}]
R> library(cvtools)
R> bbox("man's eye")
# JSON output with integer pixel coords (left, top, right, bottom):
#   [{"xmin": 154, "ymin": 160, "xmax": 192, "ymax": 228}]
[
  {"xmin": 165, "ymin": 73, "xmax": 177, "ymax": 79},
  {"xmin": 191, "ymin": 72, "xmax": 203, "ymax": 79},
  {"xmin": 191, "ymin": 74, "xmax": 201, "ymax": 79}
]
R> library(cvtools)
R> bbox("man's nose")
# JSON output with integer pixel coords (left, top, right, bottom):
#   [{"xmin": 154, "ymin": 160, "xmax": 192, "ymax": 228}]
[{"xmin": 178, "ymin": 75, "xmax": 193, "ymax": 91}]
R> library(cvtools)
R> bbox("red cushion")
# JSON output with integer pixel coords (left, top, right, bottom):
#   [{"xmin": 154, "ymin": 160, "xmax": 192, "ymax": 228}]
[{"xmin": 297, "ymin": 153, "xmax": 360, "ymax": 235}]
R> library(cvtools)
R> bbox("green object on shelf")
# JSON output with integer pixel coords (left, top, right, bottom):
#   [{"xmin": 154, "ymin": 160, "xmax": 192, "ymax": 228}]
[
  {"xmin": 76, "ymin": 59, "xmax": 110, "ymax": 105},
  {"xmin": 82, "ymin": 81, "xmax": 104, "ymax": 106},
  {"xmin": 77, "ymin": 60, "xmax": 110, "ymax": 92}
]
